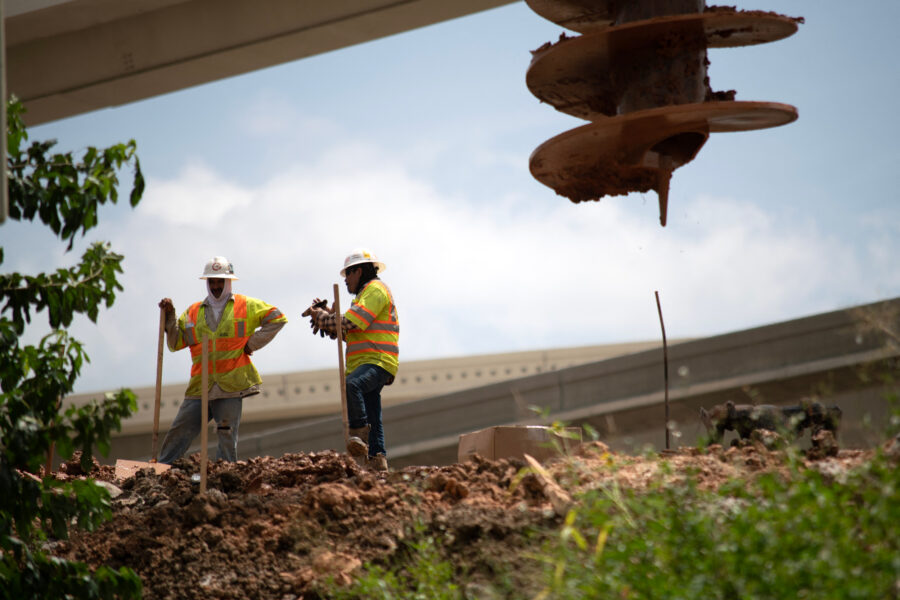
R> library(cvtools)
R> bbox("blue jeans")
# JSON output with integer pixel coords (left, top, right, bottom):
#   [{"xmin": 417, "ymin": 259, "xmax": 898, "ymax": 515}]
[
  {"xmin": 345, "ymin": 364, "xmax": 393, "ymax": 457},
  {"xmin": 158, "ymin": 397, "xmax": 243, "ymax": 464}
]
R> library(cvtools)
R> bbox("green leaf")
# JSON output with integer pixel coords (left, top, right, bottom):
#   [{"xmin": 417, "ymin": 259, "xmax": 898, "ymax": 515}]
[{"xmin": 1, "ymin": 96, "xmax": 142, "ymax": 599}]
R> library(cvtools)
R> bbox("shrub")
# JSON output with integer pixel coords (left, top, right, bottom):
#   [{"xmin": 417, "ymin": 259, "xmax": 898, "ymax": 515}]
[{"xmin": 1, "ymin": 97, "xmax": 144, "ymax": 599}]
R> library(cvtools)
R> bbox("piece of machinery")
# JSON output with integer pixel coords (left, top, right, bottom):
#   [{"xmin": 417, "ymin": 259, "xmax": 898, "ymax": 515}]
[{"xmin": 525, "ymin": 0, "xmax": 803, "ymax": 225}]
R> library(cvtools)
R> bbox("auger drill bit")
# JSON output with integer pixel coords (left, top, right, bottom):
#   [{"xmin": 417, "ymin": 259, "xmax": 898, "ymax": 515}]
[{"xmin": 525, "ymin": 0, "xmax": 803, "ymax": 226}]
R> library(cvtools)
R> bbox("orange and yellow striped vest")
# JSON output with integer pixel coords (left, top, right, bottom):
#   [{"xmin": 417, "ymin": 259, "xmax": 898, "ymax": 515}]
[
  {"xmin": 344, "ymin": 279, "xmax": 399, "ymax": 376},
  {"xmin": 171, "ymin": 294, "xmax": 285, "ymax": 395}
]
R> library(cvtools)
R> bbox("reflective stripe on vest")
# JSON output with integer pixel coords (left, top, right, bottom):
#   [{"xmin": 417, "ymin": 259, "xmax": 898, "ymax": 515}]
[
  {"xmin": 261, "ymin": 307, "xmax": 284, "ymax": 324},
  {"xmin": 184, "ymin": 302, "xmax": 202, "ymax": 347}
]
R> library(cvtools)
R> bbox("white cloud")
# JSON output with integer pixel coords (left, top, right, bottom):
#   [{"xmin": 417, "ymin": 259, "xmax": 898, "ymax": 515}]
[
  {"xmin": 6, "ymin": 0, "xmax": 898, "ymax": 406},
  {"xmin": 11, "ymin": 138, "xmax": 893, "ymax": 395},
  {"xmin": 138, "ymin": 163, "xmax": 254, "ymax": 226},
  {"xmin": 240, "ymin": 90, "xmax": 339, "ymax": 141}
]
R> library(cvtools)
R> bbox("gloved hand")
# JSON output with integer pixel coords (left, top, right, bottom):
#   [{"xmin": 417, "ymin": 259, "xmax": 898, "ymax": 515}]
[
  {"xmin": 302, "ymin": 298, "xmax": 329, "ymax": 318},
  {"xmin": 158, "ymin": 297, "xmax": 176, "ymax": 317},
  {"xmin": 309, "ymin": 309, "xmax": 329, "ymax": 337}
]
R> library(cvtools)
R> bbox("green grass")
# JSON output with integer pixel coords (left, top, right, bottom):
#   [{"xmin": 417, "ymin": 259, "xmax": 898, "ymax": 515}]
[
  {"xmin": 535, "ymin": 453, "xmax": 900, "ymax": 600},
  {"xmin": 319, "ymin": 527, "xmax": 467, "ymax": 600},
  {"xmin": 318, "ymin": 350, "xmax": 900, "ymax": 599},
  {"xmin": 318, "ymin": 447, "xmax": 899, "ymax": 600}
]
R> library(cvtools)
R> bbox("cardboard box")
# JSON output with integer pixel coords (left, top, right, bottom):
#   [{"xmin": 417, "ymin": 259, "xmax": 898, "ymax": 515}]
[
  {"xmin": 114, "ymin": 459, "xmax": 171, "ymax": 480},
  {"xmin": 458, "ymin": 425, "xmax": 582, "ymax": 463}
]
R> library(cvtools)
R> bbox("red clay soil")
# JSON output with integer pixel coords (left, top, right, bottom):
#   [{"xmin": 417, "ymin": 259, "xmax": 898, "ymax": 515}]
[{"xmin": 50, "ymin": 444, "xmax": 873, "ymax": 599}]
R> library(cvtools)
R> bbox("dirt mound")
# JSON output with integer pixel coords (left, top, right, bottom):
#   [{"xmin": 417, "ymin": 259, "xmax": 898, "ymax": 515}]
[{"xmin": 52, "ymin": 443, "xmax": 873, "ymax": 599}]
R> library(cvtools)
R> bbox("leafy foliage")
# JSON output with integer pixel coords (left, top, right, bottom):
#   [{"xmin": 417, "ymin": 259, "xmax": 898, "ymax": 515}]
[
  {"xmin": 326, "ymin": 452, "xmax": 900, "ymax": 600},
  {"xmin": 5, "ymin": 99, "xmax": 143, "ymax": 251},
  {"xmin": 1, "ymin": 97, "xmax": 144, "ymax": 599},
  {"xmin": 535, "ymin": 454, "xmax": 900, "ymax": 600},
  {"xmin": 320, "ymin": 392, "xmax": 900, "ymax": 600},
  {"xmin": 322, "ymin": 525, "xmax": 469, "ymax": 600}
]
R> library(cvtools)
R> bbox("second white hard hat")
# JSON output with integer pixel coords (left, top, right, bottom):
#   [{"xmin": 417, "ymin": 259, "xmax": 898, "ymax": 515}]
[
  {"xmin": 199, "ymin": 256, "xmax": 239, "ymax": 280},
  {"xmin": 340, "ymin": 248, "xmax": 385, "ymax": 277}
]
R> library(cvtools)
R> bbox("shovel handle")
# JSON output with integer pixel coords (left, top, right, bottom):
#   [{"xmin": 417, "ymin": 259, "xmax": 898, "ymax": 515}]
[
  {"xmin": 200, "ymin": 334, "xmax": 209, "ymax": 494},
  {"xmin": 151, "ymin": 306, "xmax": 165, "ymax": 461},
  {"xmin": 334, "ymin": 284, "xmax": 349, "ymax": 445}
]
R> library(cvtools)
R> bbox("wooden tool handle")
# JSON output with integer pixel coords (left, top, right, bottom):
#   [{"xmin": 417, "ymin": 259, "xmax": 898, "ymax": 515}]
[
  {"xmin": 333, "ymin": 284, "xmax": 349, "ymax": 445},
  {"xmin": 151, "ymin": 305, "xmax": 165, "ymax": 461},
  {"xmin": 200, "ymin": 334, "xmax": 209, "ymax": 494}
]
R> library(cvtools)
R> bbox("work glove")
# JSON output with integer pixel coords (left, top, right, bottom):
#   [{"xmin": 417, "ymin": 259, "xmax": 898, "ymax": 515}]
[
  {"xmin": 309, "ymin": 310, "xmax": 330, "ymax": 338},
  {"xmin": 311, "ymin": 317, "xmax": 324, "ymax": 337},
  {"xmin": 158, "ymin": 297, "xmax": 176, "ymax": 318},
  {"xmin": 302, "ymin": 299, "xmax": 326, "ymax": 317}
]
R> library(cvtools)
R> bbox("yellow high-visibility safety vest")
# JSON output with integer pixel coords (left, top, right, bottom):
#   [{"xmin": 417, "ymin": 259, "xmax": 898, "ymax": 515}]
[
  {"xmin": 344, "ymin": 279, "xmax": 399, "ymax": 376},
  {"xmin": 170, "ymin": 294, "xmax": 287, "ymax": 396}
]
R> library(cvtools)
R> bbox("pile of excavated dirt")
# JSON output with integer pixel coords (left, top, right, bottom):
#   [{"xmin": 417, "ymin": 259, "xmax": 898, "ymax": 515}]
[{"xmin": 50, "ymin": 443, "xmax": 874, "ymax": 600}]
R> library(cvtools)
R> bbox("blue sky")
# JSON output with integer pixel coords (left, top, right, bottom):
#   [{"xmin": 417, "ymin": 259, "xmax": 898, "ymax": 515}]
[{"xmin": 4, "ymin": 0, "xmax": 899, "ymax": 395}]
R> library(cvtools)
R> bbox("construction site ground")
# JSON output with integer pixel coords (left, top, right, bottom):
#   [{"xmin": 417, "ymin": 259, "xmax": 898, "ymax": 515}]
[{"xmin": 50, "ymin": 443, "xmax": 877, "ymax": 599}]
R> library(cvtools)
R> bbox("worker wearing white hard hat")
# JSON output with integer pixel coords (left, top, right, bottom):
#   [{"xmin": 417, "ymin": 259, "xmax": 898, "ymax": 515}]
[
  {"xmin": 156, "ymin": 256, "xmax": 288, "ymax": 463},
  {"xmin": 200, "ymin": 255, "xmax": 239, "ymax": 279},
  {"xmin": 306, "ymin": 248, "xmax": 399, "ymax": 471},
  {"xmin": 339, "ymin": 248, "xmax": 386, "ymax": 277}
]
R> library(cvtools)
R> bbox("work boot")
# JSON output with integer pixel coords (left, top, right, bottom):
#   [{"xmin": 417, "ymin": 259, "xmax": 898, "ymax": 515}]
[
  {"xmin": 366, "ymin": 453, "xmax": 388, "ymax": 472},
  {"xmin": 346, "ymin": 426, "xmax": 370, "ymax": 462}
]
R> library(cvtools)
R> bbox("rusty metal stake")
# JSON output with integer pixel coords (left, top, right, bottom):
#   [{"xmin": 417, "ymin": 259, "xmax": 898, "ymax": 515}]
[{"xmin": 655, "ymin": 291, "xmax": 670, "ymax": 450}]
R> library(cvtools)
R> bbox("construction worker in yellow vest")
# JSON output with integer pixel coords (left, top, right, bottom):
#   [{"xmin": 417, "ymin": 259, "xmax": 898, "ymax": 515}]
[
  {"xmin": 157, "ymin": 256, "xmax": 287, "ymax": 464},
  {"xmin": 306, "ymin": 248, "xmax": 399, "ymax": 471}
]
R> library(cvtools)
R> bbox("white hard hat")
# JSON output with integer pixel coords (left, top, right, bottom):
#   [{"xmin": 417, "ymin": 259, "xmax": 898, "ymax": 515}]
[
  {"xmin": 340, "ymin": 248, "xmax": 385, "ymax": 277},
  {"xmin": 199, "ymin": 256, "xmax": 239, "ymax": 280}
]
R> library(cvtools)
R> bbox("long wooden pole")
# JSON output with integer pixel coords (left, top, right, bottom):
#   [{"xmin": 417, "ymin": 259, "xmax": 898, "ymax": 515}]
[
  {"xmin": 200, "ymin": 334, "xmax": 209, "ymax": 494},
  {"xmin": 45, "ymin": 344, "xmax": 66, "ymax": 475},
  {"xmin": 333, "ymin": 284, "xmax": 348, "ymax": 446},
  {"xmin": 45, "ymin": 442, "xmax": 53, "ymax": 476},
  {"xmin": 151, "ymin": 306, "xmax": 165, "ymax": 461},
  {"xmin": 654, "ymin": 291, "xmax": 670, "ymax": 450},
  {"xmin": 45, "ymin": 397, "xmax": 59, "ymax": 475}
]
